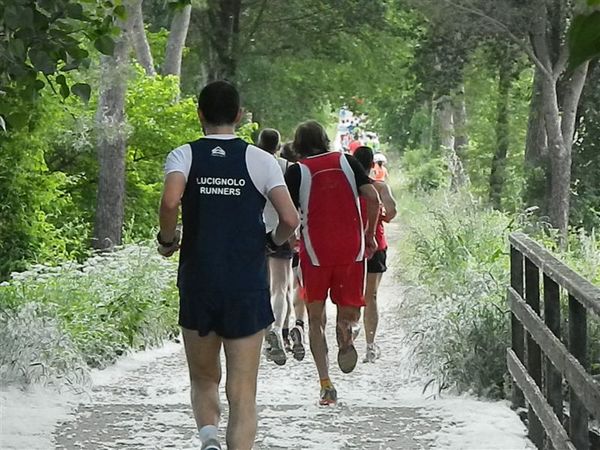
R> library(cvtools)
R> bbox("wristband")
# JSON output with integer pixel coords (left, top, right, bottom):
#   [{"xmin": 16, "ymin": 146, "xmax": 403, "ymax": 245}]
[{"xmin": 157, "ymin": 231, "xmax": 178, "ymax": 247}]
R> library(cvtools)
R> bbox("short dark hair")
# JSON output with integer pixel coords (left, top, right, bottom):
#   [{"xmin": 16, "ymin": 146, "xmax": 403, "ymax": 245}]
[
  {"xmin": 257, "ymin": 128, "xmax": 281, "ymax": 154},
  {"xmin": 354, "ymin": 146, "xmax": 374, "ymax": 174},
  {"xmin": 197, "ymin": 80, "xmax": 240, "ymax": 126},
  {"xmin": 293, "ymin": 120, "xmax": 329, "ymax": 157},
  {"xmin": 280, "ymin": 142, "xmax": 298, "ymax": 163}
]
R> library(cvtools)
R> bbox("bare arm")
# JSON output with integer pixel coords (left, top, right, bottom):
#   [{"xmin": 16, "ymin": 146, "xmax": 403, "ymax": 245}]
[
  {"xmin": 159, "ymin": 172, "xmax": 186, "ymax": 250},
  {"xmin": 377, "ymin": 182, "xmax": 397, "ymax": 223},
  {"xmin": 268, "ymin": 185, "xmax": 300, "ymax": 246},
  {"xmin": 359, "ymin": 183, "xmax": 381, "ymax": 257}
]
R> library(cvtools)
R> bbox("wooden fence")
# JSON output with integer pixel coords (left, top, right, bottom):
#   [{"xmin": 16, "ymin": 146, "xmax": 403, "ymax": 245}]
[{"xmin": 508, "ymin": 232, "xmax": 600, "ymax": 450}]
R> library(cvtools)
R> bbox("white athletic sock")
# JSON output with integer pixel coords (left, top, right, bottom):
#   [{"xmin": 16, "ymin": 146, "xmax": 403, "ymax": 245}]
[
  {"xmin": 271, "ymin": 325, "xmax": 282, "ymax": 335},
  {"xmin": 199, "ymin": 425, "xmax": 218, "ymax": 443}
]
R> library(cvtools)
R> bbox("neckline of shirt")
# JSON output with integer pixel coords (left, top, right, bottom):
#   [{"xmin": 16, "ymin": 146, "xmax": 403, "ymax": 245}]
[{"xmin": 203, "ymin": 134, "xmax": 237, "ymax": 140}]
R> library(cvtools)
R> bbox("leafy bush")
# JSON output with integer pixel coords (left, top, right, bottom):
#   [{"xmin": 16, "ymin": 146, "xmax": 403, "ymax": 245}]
[
  {"xmin": 400, "ymin": 147, "xmax": 447, "ymax": 192},
  {"xmin": 0, "ymin": 243, "xmax": 179, "ymax": 386}
]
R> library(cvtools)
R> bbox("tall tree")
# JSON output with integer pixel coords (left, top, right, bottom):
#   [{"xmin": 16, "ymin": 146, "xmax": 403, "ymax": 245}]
[
  {"xmin": 489, "ymin": 45, "xmax": 515, "ymax": 209},
  {"xmin": 128, "ymin": 0, "xmax": 157, "ymax": 76},
  {"xmin": 93, "ymin": 15, "xmax": 132, "ymax": 250},
  {"xmin": 162, "ymin": 3, "xmax": 192, "ymax": 76}
]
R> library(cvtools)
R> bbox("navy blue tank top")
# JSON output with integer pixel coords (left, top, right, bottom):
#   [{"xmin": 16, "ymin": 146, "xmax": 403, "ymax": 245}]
[{"xmin": 178, "ymin": 137, "xmax": 268, "ymax": 293}]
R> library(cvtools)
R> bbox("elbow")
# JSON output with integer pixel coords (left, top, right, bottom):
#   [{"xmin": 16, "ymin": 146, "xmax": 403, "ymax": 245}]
[
  {"xmin": 160, "ymin": 197, "xmax": 180, "ymax": 213},
  {"xmin": 282, "ymin": 211, "xmax": 300, "ymax": 231},
  {"xmin": 384, "ymin": 208, "xmax": 397, "ymax": 222}
]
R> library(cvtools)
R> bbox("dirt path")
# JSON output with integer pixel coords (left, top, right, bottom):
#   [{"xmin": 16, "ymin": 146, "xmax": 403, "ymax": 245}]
[{"xmin": 54, "ymin": 223, "xmax": 532, "ymax": 449}]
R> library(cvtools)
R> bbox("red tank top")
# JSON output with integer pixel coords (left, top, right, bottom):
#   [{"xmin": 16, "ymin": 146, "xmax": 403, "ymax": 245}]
[
  {"xmin": 360, "ymin": 197, "xmax": 387, "ymax": 252},
  {"xmin": 298, "ymin": 152, "xmax": 365, "ymax": 266}
]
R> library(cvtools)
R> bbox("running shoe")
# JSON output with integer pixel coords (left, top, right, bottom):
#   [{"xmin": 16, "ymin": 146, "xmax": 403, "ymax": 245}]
[
  {"xmin": 363, "ymin": 343, "xmax": 381, "ymax": 363},
  {"xmin": 265, "ymin": 330, "xmax": 287, "ymax": 366},
  {"xmin": 289, "ymin": 325, "xmax": 306, "ymax": 361},
  {"xmin": 319, "ymin": 385, "xmax": 338, "ymax": 406},
  {"xmin": 201, "ymin": 438, "xmax": 222, "ymax": 450}
]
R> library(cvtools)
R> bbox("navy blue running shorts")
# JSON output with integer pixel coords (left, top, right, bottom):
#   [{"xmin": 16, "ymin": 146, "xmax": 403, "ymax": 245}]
[{"xmin": 178, "ymin": 289, "xmax": 274, "ymax": 339}]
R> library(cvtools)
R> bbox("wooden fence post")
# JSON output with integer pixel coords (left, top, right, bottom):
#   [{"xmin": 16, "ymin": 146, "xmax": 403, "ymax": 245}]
[
  {"xmin": 543, "ymin": 275, "xmax": 563, "ymax": 424},
  {"xmin": 525, "ymin": 256, "xmax": 544, "ymax": 448},
  {"xmin": 510, "ymin": 245, "xmax": 525, "ymax": 409},
  {"xmin": 568, "ymin": 294, "xmax": 589, "ymax": 450}
]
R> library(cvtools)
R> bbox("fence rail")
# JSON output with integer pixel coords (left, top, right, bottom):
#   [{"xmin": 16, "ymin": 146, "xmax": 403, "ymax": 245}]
[{"xmin": 508, "ymin": 232, "xmax": 600, "ymax": 450}]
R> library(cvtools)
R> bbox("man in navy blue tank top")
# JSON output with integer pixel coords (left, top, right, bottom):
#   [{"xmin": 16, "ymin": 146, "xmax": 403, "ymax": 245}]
[{"xmin": 157, "ymin": 81, "xmax": 299, "ymax": 450}]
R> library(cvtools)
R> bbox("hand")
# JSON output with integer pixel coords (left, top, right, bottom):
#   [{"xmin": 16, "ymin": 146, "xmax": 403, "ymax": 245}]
[
  {"xmin": 365, "ymin": 235, "xmax": 377, "ymax": 259},
  {"xmin": 157, "ymin": 229, "xmax": 181, "ymax": 257}
]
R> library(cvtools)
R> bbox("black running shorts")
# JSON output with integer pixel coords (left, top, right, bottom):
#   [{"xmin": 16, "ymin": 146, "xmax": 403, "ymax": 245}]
[
  {"xmin": 178, "ymin": 288, "xmax": 274, "ymax": 339},
  {"xmin": 267, "ymin": 241, "xmax": 294, "ymax": 260},
  {"xmin": 367, "ymin": 249, "xmax": 387, "ymax": 274}
]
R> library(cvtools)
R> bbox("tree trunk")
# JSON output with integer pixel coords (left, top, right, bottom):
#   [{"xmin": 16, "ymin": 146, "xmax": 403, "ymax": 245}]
[
  {"xmin": 438, "ymin": 95, "xmax": 468, "ymax": 191},
  {"xmin": 523, "ymin": 68, "xmax": 549, "ymax": 212},
  {"xmin": 546, "ymin": 62, "xmax": 589, "ymax": 239},
  {"xmin": 127, "ymin": 0, "xmax": 156, "ymax": 76},
  {"xmin": 489, "ymin": 55, "xmax": 512, "ymax": 210},
  {"xmin": 93, "ymin": 25, "xmax": 131, "ymax": 251},
  {"xmin": 205, "ymin": 0, "xmax": 242, "ymax": 80},
  {"xmin": 453, "ymin": 85, "xmax": 469, "ymax": 163},
  {"xmin": 162, "ymin": 4, "xmax": 192, "ymax": 77},
  {"xmin": 529, "ymin": 0, "xmax": 590, "ymax": 240}
]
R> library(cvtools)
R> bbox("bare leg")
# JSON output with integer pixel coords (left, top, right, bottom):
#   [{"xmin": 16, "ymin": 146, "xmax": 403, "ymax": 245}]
[
  {"xmin": 293, "ymin": 277, "xmax": 306, "ymax": 323},
  {"xmin": 306, "ymin": 301, "xmax": 328, "ymax": 380},
  {"xmin": 182, "ymin": 328, "xmax": 223, "ymax": 429},
  {"xmin": 223, "ymin": 330, "xmax": 264, "ymax": 450},
  {"xmin": 364, "ymin": 273, "xmax": 383, "ymax": 345},
  {"xmin": 336, "ymin": 306, "xmax": 361, "ymax": 349},
  {"xmin": 268, "ymin": 257, "xmax": 292, "ymax": 330}
]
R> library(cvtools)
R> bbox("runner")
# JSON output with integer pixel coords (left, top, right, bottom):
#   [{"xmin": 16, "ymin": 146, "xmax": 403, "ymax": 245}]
[
  {"xmin": 280, "ymin": 142, "xmax": 307, "ymax": 361},
  {"xmin": 285, "ymin": 120, "xmax": 380, "ymax": 405},
  {"xmin": 158, "ymin": 81, "xmax": 299, "ymax": 450},
  {"xmin": 372, "ymin": 153, "xmax": 389, "ymax": 181},
  {"xmin": 354, "ymin": 146, "xmax": 397, "ymax": 363},
  {"xmin": 258, "ymin": 129, "xmax": 295, "ymax": 366}
]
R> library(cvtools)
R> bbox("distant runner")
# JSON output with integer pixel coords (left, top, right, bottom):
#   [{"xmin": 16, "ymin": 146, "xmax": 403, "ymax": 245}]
[
  {"xmin": 285, "ymin": 120, "xmax": 380, "ymax": 405},
  {"xmin": 258, "ymin": 129, "xmax": 295, "ymax": 366},
  {"xmin": 372, "ymin": 153, "xmax": 388, "ymax": 181},
  {"xmin": 280, "ymin": 142, "xmax": 307, "ymax": 361},
  {"xmin": 158, "ymin": 81, "xmax": 299, "ymax": 450},
  {"xmin": 354, "ymin": 146, "xmax": 397, "ymax": 362}
]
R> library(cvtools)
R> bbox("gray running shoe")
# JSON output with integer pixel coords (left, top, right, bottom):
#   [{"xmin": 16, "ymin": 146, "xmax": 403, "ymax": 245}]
[
  {"xmin": 266, "ymin": 330, "xmax": 287, "ymax": 366},
  {"xmin": 289, "ymin": 325, "xmax": 306, "ymax": 361},
  {"xmin": 363, "ymin": 343, "xmax": 381, "ymax": 363},
  {"xmin": 201, "ymin": 438, "xmax": 222, "ymax": 450},
  {"xmin": 338, "ymin": 345, "xmax": 358, "ymax": 373}
]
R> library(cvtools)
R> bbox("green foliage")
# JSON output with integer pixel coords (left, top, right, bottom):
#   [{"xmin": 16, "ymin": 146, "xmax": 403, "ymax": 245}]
[
  {"xmin": 400, "ymin": 147, "xmax": 447, "ymax": 192},
  {"xmin": 0, "ymin": 0, "xmax": 120, "ymax": 128},
  {"xmin": 567, "ymin": 11, "xmax": 600, "ymax": 71},
  {"xmin": 125, "ymin": 67, "xmax": 199, "ymax": 239},
  {"xmin": 0, "ymin": 243, "xmax": 179, "ymax": 386}
]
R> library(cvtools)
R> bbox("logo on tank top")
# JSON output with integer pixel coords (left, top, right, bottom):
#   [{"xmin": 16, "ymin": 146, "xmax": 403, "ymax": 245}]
[{"xmin": 211, "ymin": 146, "xmax": 226, "ymax": 157}]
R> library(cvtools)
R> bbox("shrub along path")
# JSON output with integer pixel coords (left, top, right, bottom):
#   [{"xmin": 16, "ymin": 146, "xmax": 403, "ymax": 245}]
[{"xmin": 53, "ymin": 224, "xmax": 532, "ymax": 449}]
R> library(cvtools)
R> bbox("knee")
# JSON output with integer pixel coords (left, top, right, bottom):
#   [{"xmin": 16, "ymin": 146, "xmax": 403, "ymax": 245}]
[
  {"xmin": 226, "ymin": 379, "xmax": 257, "ymax": 406},
  {"xmin": 188, "ymin": 363, "xmax": 221, "ymax": 386}
]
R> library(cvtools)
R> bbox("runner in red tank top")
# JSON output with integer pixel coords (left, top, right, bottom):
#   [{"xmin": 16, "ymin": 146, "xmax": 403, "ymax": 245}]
[
  {"xmin": 285, "ymin": 121, "xmax": 380, "ymax": 406},
  {"xmin": 354, "ymin": 146, "xmax": 397, "ymax": 364}
]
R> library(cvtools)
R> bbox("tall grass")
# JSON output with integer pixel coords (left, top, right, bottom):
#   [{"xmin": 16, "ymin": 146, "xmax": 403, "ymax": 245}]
[{"xmin": 394, "ymin": 189, "xmax": 600, "ymax": 398}]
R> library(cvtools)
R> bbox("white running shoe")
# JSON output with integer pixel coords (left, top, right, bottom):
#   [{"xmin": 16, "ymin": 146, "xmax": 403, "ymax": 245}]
[{"xmin": 266, "ymin": 330, "xmax": 287, "ymax": 366}]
